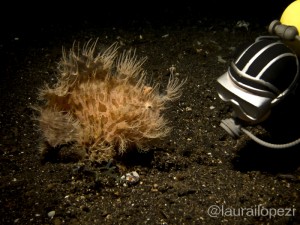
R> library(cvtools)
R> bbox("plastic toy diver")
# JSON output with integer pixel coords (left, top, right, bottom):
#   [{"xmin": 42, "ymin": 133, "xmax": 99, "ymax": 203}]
[{"xmin": 216, "ymin": 0, "xmax": 300, "ymax": 148}]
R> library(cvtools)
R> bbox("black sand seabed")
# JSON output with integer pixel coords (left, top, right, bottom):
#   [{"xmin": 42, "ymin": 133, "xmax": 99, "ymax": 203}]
[{"xmin": 1, "ymin": 2, "xmax": 300, "ymax": 225}]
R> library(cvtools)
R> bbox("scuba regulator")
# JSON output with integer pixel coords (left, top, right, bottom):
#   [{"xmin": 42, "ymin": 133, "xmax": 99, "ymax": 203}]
[{"xmin": 216, "ymin": 0, "xmax": 300, "ymax": 148}]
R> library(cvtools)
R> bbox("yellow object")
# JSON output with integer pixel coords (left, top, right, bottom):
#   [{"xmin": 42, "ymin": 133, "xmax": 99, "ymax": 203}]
[
  {"xmin": 280, "ymin": 0, "xmax": 300, "ymax": 55},
  {"xmin": 280, "ymin": 0, "xmax": 300, "ymax": 32}
]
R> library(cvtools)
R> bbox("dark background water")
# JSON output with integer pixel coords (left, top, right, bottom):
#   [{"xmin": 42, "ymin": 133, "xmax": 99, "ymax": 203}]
[
  {"xmin": 2, "ymin": 1, "xmax": 294, "ymax": 33},
  {"xmin": 1, "ymin": 1, "xmax": 294, "ymax": 86}
]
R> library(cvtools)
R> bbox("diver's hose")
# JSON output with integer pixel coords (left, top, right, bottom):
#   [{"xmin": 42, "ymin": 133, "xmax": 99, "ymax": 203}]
[
  {"xmin": 220, "ymin": 118, "xmax": 300, "ymax": 149},
  {"xmin": 241, "ymin": 127, "xmax": 300, "ymax": 149}
]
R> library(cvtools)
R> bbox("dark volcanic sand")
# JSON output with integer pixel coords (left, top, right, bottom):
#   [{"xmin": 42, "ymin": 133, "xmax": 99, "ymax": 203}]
[{"xmin": 1, "ymin": 3, "xmax": 300, "ymax": 225}]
